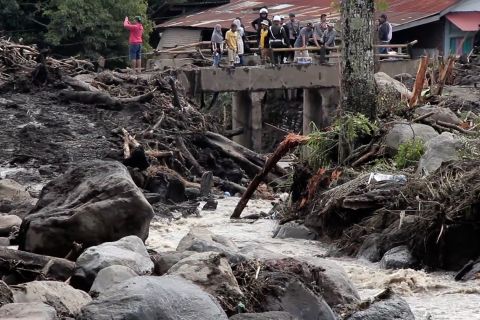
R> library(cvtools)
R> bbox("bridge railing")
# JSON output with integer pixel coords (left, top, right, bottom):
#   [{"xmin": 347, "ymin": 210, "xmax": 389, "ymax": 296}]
[{"xmin": 155, "ymin": 40, "xmax": 418, "ymax": 62}]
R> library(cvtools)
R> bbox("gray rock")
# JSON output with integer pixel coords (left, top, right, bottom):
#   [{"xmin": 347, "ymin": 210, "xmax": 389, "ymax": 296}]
[
  {"xmin": 414, "ymin": 105, "xmax": 462, "ymax": 125},
  {"xmin": 78, "ymin": 276, "xmax": 228, "ymax": 320},
  {"xmin": 300, "ymin": 258, "xmax": 360, "ymax": 306},
  {"xmin": 89, "ymin": 265, "xmax": 138, "ymax": 297},
  {"xmin": 151, "ymin": 250, "xmax": 196, "ymax": 275},
  {"xmin": 239, "ymin": 245, "xmax": 287, "ymax": 261},
  {"xmin": 357, "ymin": 233, "xmax": 384, "ymax": 262},
  {"xmin": 229, "ymin": 311, "xmax": 297, "ymax": 319},
  {"xmin": 375, "ymin": 72, "xmax": 413, "ymax": 99},
  {"xmin": 348, "ymin": 297, "xmax": 415, "ymax": 320},
  {"xmin": 168, "ymin": 251, "xmax": 243, "ymax": 300},
  {"xmin": 0, "ymin": 237, "xmax": 10, "ymax": 246},
  {"xmin": 379, "ymin": 246, "xmax": 417, "ymax": 270},
  {"xmin": 18, "ymin": 160, "xmax": 154, "ymax": 257},
  {"xmin": 0, "ymin": 215, "xmax": 22, "ymax": 236},
  {"xmin": 71, "ymin": 235, "xmax": 153, "ymax": 291},
  {"xmin": 273, "ymin": 222, "xmax": 318, "ymax": 240},
  {"xmin": 265, "ymin": 279, "xmax": 336, "ymax": 320},
  {"xmin": 417, "ymin": 132, "xmax": 463, "ymax": 176},
  {"xmin": 177, "ymin": 227, "xmax": 245, "ymax": 263},
  {"xmin": 457, "ymin": 261, "xmax": 480, "ymax": 281},
  {"xmin": 0, "ymin": 302, "xmax": 58, "ymax": 320},
  {"xmin": 385, "ymin": 123, "xmax": 438, "ymax": 153},
  {"xmin": 0, "ymin": 281, "xmax": 13, "ymax": 307},
  {"xmin": 11, "ymin": 281, "xmax": 91, "ymax": 316},
  {"xmin": 0, "ymin": 179, "xmax": 36, "ymax": 218}
]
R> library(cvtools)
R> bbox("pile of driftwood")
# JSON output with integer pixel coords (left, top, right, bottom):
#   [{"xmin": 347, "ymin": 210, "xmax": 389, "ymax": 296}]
[{"xmin": 0, "ymin": 38, "xmax": 94, "ymax": 84}]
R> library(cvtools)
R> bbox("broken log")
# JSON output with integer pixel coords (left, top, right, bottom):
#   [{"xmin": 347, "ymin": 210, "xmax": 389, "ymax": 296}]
[
  {"xmin": 62, "ymin": 75, "xmax": 99, "ymax": 92},
  {"xmin": 176, "ymin": 136, "xmax": 205, "ymax": 176},
  {"xmin": 409, "ymin": 56, "xmax": 429, "ymax": 107},
  {"xmin": 59, "ymin": 89, "xmax": 155, "ymax": 106},
  {"xmin": 203, "ymin": 131, "xmax": 287, "ymax": 179},
  {"xmin": 169, "ymin": 77, "xmax": 181, "ymax": 109},
  {"xmin": 435, "ymin": 56, "xmax": 456, "ymax": 96},
  {"xmin": 231, "ymin": 134, "xmax": 309, "ymax": 219},
  {"xmin": 0, "ymin": 247, "xmax": 74, "ymax": 283},
  {"xmin": 223, "ymin": 127, "xmax": 244, "ymax": 138}
]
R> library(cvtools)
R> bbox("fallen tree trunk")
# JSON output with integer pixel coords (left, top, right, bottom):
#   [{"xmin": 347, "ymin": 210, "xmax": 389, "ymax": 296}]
[
  {"xmin": 176, "ymin": 136, "xmax": 205, "ymax": 176},
  {"xmin": 231, "ymin": 134, "xmax": 309, "ymax": 218},
  {"xmin": 59, "ymin": 89, "xmax": 155, "ymax": 106},
  {"xmin": 62, "ymin": 75, "xmax": 99, "ymax": 92},
  {"xmin": 0, "ymin": 247, "xmax": 75, "ymax": 283},
  {"xmin": 203, "ymin": 131, "xmax": 287, "ymax": 179}
]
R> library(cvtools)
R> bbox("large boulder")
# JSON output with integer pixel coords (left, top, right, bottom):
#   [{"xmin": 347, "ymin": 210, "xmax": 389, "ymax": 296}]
[
  {"xmin": 71, "ymin": 235, "xmax": 153, "ymax": 291},
  {"xmin": 18, "ymin": 160, "xmax": 154, "ymax": 257},
  {"xmin": 265, "ymin": 279, "xmax": 336, "ymax": 320},
  {"xmin": 417, "ymin": 132, "xmax": 463, "ymax": 176},
  {"xmin": 301, "ymin": 258, "xmax": 360, "ymax": 307},
  {"xmin": 89, "ymin": 265, "xmax": 138, "ymax": 297},
  {"xmin": 385, "ymin": 123, "xmax": 438, "ymax": 153},
  {"xmin": 11, "ymin": 281, "xmax": 91, "ymax": 317},
  {"xmin": 414, "ymin": 105, "xmax": 462, "ymax": 125},
  {"xmin": 177, "ymin": 228, "xmax": 245, "ymax": 263},
  {"xmin": 0, "ymin": 302, "xmax": 57, "ymax": 320},
  {"xmin": 273, "ymin": 222, "xmax": 318, "ymax": 240},
  {"xmin": 0, "ymin": 281, "xmax": 13, "ymax": 307},
  {"xmin": 356, "ymin": 233, "xmax": 383, "ymax": 262},
  {"xmin": 379, "ymin": 245, "xmax": 417, "ymax": 270},
  {"xmin": 229, "ymin": 311, "xmax": 297, "ymax": 319},
  {"xmin": 78, "ymin": 276, "xmax": 228, "ymax": 320},
  {"xmin": 151, "ymin": 250, "xmax": 195, "ymax": 275},
  {"xmin": 348, "ymin": 297, "xmax": 415, "ymax": 320},
  {"xmin": 168, "ymin": 251, "xmax": 243, "ymax": 301},
  {"xmin": 0, "ymin": 215, "xmax": 22, "ymax": 237},
  {"xmin": 374, "ymin": 72, "xmax": 413, "ymax": 99},
  {"xmin": 0, "ymin": 179, "xmax": 36, "ymax": 218}
]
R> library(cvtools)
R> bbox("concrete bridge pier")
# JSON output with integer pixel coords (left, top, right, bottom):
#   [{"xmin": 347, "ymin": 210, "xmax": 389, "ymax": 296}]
[
  {"xmin": 303, "ymin": 87, "xmax": 340, "ymax": 135},
  {"xmin": 232, "ymin": 91, "xmax": 263, "ymax": 151}
]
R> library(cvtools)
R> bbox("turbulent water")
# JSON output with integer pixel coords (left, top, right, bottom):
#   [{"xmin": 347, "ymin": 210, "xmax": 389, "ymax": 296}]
[{"xmin": 148, "ymin": 197, "xmax": 480, "ymax": 320}]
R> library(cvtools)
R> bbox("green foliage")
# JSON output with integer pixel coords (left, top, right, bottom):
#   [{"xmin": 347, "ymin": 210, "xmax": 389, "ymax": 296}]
[
  {"xmin": 44, "ymin": 0, "xmax": 152, "ymax": 59},
  {"xmin": 394, "ymin": 139, "xmax": 425, "ymax": 169},
  {"xmin": 331, "ymin": 0, "xmax": 389, "ymax": 12},
  {"xmin": 306, "ymin": 113, "xmax": 378, "ymax": 169},
  {"xmin": 0, "ymin": 0, "xmax": 152, "ymax": 62}
]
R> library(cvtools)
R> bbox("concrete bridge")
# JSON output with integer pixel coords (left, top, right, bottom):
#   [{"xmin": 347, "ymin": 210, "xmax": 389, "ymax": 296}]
[{"xmin": 177, "ymin": 60, "xmax": 420, "ymax": 150}]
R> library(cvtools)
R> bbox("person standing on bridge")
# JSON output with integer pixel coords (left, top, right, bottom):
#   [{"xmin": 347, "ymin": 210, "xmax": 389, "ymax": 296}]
[
  {"xmin": 258, "ymin": 20, "xmax": 271, "ymax": 64},
  {"xmin": 285, "ymin": 13, "xmax": 300, "ymax": 62},
  {"xmin": 225, "ymin": 23, "xmax": 238, "ymax": 67},
  {"xmin": 294, "ymin": 22, "xmax": 313, "ymax": 61},
  {"xmin": 124, "ymin": 16, "xmax": 144, "ymax": 73},
  {"xmin": 378, "ymin": 14, "xmax": 392, "ymax": 55},
  {"xmin": 211, "ymin": 24, "xmax": 224, "ymax": 67},
  {"xmin": 269, "ymin": 16, "xmax": 289, "ymax": 65},
  {"xmin": 233, "ymin": 19, "xmax": 245, "ymax": 65},
  {"xmin": 252, "ymin": 8, "xmax": 271, "ymax": 31}
]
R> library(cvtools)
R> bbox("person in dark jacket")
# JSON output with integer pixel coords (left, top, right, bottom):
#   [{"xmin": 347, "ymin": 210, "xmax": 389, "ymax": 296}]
[
  {"xmin": 285, "ymin": 13, "xmax": 300, "ymax": 62},
  {"xmin": 378, "ymin": 13, "xmax": 392, "ymax": 54},
  {"xmin": 269, "ymin": 15, "xmax": 289, "ymax": 64},
  {"xmin": 252, "ymin": 8, "xmax": 271, "ymax": 31}
]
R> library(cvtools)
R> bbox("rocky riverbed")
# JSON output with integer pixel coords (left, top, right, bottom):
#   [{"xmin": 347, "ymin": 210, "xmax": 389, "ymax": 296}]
[{"xmin": 149, "ymin": 197, "xmax": 480, "ymax": 320}]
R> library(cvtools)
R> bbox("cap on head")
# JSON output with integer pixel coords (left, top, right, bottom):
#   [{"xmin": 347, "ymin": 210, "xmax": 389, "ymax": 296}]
[
  {"xmin": 135, "ymin": 16, "xmax": 142, "ymax": 22},
  {"xmin": 260, "ymin": 8, "xmax": 268, "ymax": 14},
  {"xmin": 273, "ymin": 15, "xmax": 281, "ymax": 22},
  {"xmin": 306, "ymin": 22, "xmax": 313, "ymax": 27},
  {"xmin": 261, "ymin": 20, "xmax": 269, "ymax": 26},
  {"xmin": 289, "ymin": 13, "xmax": 295, "ymax": 17}
]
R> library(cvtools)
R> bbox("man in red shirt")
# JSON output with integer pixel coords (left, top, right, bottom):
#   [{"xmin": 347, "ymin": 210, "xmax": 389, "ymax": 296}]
[{"xmin": 124, "ymin": 16, "xmax": 144, "ymax": 72}]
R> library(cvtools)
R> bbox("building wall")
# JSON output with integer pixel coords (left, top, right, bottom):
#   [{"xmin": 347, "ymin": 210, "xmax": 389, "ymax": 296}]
[
  {"xmin": 444, "ymin": 20, "xmax": 475, "ymax": 55},
  {"xmin": 392, "ymin": 19, "xmax": 445, "ymax": 57},
  {"xmin": 157, "ymin": 28, "xmax": 202, "ymax": 50}
]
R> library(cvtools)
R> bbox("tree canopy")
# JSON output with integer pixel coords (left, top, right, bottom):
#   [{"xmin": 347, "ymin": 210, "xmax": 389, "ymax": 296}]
[{"xmin": 0, "ymin": 0, "xmax": 152, "ymax": 62}]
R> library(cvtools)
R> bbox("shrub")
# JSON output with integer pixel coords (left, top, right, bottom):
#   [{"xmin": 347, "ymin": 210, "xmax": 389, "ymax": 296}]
[{"xmin": 395, "ymin": 139, "xmax": 425, "ymax": 169}]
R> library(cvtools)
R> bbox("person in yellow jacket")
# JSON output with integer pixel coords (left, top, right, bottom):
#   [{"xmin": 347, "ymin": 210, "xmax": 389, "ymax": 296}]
[{"xmin": 225, "ymin": 24, "xmax": 238, "ymax": 67}]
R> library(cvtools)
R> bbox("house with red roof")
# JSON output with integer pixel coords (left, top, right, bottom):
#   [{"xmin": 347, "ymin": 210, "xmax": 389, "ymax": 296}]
[{"xmin": 156, "ymin": 0, "xmax": 480, "ymax": 56}]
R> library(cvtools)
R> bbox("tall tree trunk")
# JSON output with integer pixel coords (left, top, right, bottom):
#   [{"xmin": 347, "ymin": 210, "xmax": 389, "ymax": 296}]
[{"xmin": 340, "ymin": 0, "xmax": 377, "ymax": 118}]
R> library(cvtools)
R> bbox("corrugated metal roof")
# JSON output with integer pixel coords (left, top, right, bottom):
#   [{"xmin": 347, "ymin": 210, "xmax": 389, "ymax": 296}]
[
  {"xmin": 446, "ymin": 12, "xmax": 480, "ymax": 31},
  {"xmin": 157, "ymin": 0, "xmax": 462, "ymax": 31},
  {"xmin": 157, "ymin": 28, "xmax": 202, "ymax": 49}
]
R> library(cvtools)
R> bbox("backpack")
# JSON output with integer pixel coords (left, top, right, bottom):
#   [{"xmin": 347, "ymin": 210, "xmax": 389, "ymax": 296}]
[
  {"xmin": 387, "ymin": 23, "xmax": 393, "ymax": 42},
  {"xmin": 269, "ymin": 26, "xmax": 286, "ymax": 48}
]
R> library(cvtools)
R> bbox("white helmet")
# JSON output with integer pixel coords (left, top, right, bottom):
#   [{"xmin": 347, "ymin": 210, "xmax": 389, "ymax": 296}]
[
  {"xmin": 273, "ymin": 15, "xmax": 281, "ymax": 22},
  {"xmin": 260, "ymin": 8, "xmax": 268, "ymax": 14}
]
